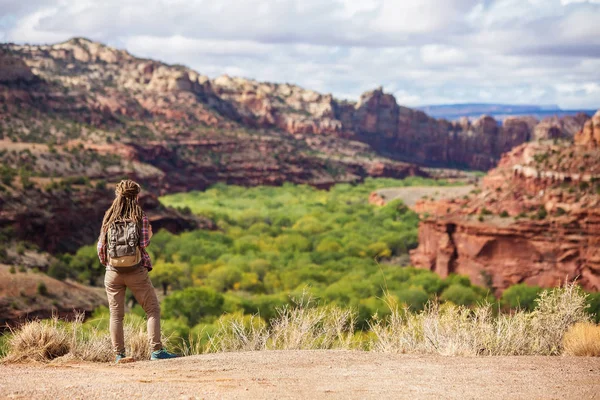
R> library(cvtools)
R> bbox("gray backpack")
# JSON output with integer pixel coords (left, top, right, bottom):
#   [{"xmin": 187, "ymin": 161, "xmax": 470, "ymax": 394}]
[{"xmin": 107, "ymin": 220, "xmax": 141, "ymax": 270}]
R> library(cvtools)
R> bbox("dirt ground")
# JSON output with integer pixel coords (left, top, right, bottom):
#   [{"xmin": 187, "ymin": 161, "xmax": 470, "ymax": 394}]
[{"xmin": 1, "ymin": 350, "xmax": 599, "ymax": 399}]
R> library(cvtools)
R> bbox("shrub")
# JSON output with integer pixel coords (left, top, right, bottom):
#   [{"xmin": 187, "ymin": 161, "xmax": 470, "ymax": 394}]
[
  {"xmin": 440, "ymin": 284, "xmax": 480, "ymax": 306},
  {"xmin": 370, "ymin": 283, "xmax": 588, "ymax": 356},
  {"xmin": 563, "ymin": 322, "xmax": 600, "ymax": 356},
  {"xmin": 587, "ymin": 292, "xmax": 600, "ymax": 323},
  {"xmin": 396, "ymin": 287, "xmax": 429, "ymax": 311},
  {"xmin": 0, "ymin": 166, "xmax": 16, "ymax": 186},
  {"xmin": 16, "ymin": 242, "xmax": 26, "ymax": 255},
  {"xmin": 4, "ymin": 318, "xmax": 70, "ymax": 362},
  {"xmin": 162, "ymin": 287, "xmax": 225, "ymax": 326},
  {"xmin": 208, "ymin": 294, "xmax": 355, "ymax": 352},
  {"xmin": 95, "ymin": 179, "xmax": 106, "ymax": 190},
  {"xmin": 47, "ymin": 260, "xmax": 68, "ymax": 281},
  {"xmin": 9, "ymin": 266, "xmax": 16, "ymax": 274},
  {"xmin": 535, "ymin": 207, "xmax": 547, "ymax": 220},
  {"xmin": 37, "ymin": 282, "xmax": 48, "ymax": 296},
  {"xmin": 501, "ymin": 284, "xmax": 543, "ymax": 311},
  {"xmin": 20, "ymin": 169, "xmax": 34, "ymax": 190}
]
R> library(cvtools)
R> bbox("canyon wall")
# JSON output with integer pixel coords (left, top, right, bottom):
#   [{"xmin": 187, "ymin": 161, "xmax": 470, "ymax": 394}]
[{"xmin": 410, "ymin": 112, "xmax": 600, "ymax": 293}]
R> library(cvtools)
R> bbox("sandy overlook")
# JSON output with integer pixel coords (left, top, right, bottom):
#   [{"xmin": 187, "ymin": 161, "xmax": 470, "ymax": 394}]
[{"xmin": 1, "ymin": 350, "xmax": 599, "ymax": 399}]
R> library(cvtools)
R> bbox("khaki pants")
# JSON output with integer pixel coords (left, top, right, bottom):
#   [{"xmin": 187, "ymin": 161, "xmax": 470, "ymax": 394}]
[{"xmin": 104, "ymin": 267, "xmax": 162, "ymax": 355}]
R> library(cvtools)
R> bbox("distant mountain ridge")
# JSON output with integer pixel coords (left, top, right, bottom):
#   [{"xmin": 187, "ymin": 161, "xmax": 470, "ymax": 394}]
[{"xmin": 417, "ymin": 103, "xmax": 596, "ymax": 121}]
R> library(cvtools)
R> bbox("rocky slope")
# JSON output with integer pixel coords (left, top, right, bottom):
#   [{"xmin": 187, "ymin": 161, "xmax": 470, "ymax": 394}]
[
  {"xmin": 0, "ymin": 264, "xmax": 107, "ymax": 327},
  {"xmin": 410, "ymin": 111, "xmax": 600, "ymax": 293},
  {"xmin": 1, "ymin": 38, "xmax": 591, "ymax": 172},
  {"xmin": 212, "ymin": 78, "xmax": 590, "ymax": 170}
]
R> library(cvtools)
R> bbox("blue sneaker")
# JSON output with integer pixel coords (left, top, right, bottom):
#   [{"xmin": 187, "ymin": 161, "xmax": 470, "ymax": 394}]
[{"xmin": 150, "ymin": 348, "xmax": 178, "ymax": 360}]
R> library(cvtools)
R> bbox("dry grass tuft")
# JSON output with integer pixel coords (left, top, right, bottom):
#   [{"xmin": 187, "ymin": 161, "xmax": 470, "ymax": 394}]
[
  {"xmin": 370, "ymin": 283, "xmax": 590, "ymax": 356},
  {"xmin": 267, "ymin": 300, "xmax": 356, "ymax": 350},
  {"xmin": 563, "ymin": 322, "xmax": 600, "ymax": 356},
  {"xmin": 207, "ymin": 294, "xmax": 356, "ymax": 352},
  {"xmin": 2, "ymin": 313, "xmax": 159, "ymax": 363},
  {"xmin": 3, "ymin": 317, "xmax": 70, "ymax": 363},
  {"xmin": 68, "ymin": 314, "xmax": 112, "ymax": 362},
  {"xmin": 123, "ymin": 318, "xmax": 153, "ymax": 361}
]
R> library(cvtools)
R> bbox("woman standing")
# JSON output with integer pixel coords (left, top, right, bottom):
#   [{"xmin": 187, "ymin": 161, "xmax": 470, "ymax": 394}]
[{"xmin": 97, "ymin": 179, "xmax": 177, "ymax": 362}]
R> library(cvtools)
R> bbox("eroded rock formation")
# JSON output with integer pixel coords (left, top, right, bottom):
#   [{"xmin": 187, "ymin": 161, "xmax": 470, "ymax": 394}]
[
  {"xmin": 410, "ymin": 128, "xmax": 600, "ymax": 293},
  {"xmin": 1, "ymin": 39, "xmax": 591, "ymax": 172},
  {"xmin": 574, "ymin": 111, "xmax": 600, "ymax": 148}
]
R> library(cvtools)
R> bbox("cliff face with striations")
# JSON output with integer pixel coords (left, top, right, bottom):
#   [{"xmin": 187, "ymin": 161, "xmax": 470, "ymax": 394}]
[
  {"xmin": 1, "ymin": 38, "xmax": 590, "ymax": 173},
  {"xmin": 410, "ymin": 116, "xmax": 600, "ymax": 293},
  {"xmin": 214, "ymin": 82, "xmax": 589, "ymax": 170}
]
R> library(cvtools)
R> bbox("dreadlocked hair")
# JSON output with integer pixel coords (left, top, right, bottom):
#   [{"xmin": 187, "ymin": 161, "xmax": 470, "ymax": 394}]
[{"xmin": 101, "ymin": 179, "xmax": 144, "ymax": 232}]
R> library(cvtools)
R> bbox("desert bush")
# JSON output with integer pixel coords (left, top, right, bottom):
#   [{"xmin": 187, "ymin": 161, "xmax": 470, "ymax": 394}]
[
  {"xmin": 207, "ymin": 294, "xmax": 356, "ymax": 353},
  {"xmin": 162, "ymin": 287, "xmax": 225, "ymax": 326},
  {"xmin": 3, "ymin": 313, "xmax": 167, "ymax": 363},
  {"xmin": 47, "ymin": 260, "xmax": 68, "ymax": 281},
  {"xmin": 440, "ymin": 284, "xmax": 480, "ymax": 306},
  {"xmin": 563, "ymin": 322, "xmax": 600, "ymax": 356},
  {"xmin": 369, "ymin": 283, "xmax": 589, "ymax": 356},
  {"xmin": 207, "ymin": 313, "xmax": 269, "ymax": 352},
  {"xmin": 37, "ymin": 282, "xmax": 48, "ymax": 296},
  {"xmin": 16, "ymin": 242, "xmax": 26, "ymax": 255},
  {"xmin": 587, "ymin": 292, "xmax": 600, "ymax": 323},
  {"xmin": 3, "ymin": 318, "xmax": 70, "ymax": 362},
  {"xmin": 501, "ymin": 284, "xmax": 543, "ymax": 311},
  {"xmin": 266, "ymin": 297, "xmax": 355, "ymax": 350},
  {"xmin": 0, "ymin": 166, "xmax": 17, "ymax": 186},
  {"xmin": 19, "ymin": 169, "xmax": 34, "ymax": 190}
]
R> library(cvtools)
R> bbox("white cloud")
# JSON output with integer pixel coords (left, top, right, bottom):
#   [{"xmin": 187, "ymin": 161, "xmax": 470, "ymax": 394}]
[
  {"xmin": 561, "ymin": 0, "xmax": 600, "ymax": 4},
  {"xmin": 420, "ymin": 45, "xmax": 469, "ymax": 65},
  {"xmin": 0, "ymin": 0, "xmax": 599, "ymax": 109}
]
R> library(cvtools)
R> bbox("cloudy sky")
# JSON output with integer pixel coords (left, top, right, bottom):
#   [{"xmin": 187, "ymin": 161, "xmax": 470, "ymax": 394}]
[{"xmin": 1, "ymin": 0, "xmax": 599, "ymax": 109}]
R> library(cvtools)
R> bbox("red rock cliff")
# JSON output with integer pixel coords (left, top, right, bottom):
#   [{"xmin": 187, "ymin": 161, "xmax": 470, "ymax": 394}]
[
  {"xmin": 2, "ymin": 39, "xmax": 590, "ymax": 172},
  {"xmin": 410, "ymin": 123, "xmax": 600, "ymax": 293}
]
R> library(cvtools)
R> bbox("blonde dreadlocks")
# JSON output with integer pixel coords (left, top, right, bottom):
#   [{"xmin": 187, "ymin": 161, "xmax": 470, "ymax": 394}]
[{"xmin": 101, "ymin": 180, "xmax": 145, "ymax": 232}]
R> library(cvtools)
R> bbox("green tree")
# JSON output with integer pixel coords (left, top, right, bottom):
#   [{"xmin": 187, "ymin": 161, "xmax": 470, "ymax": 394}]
[
  {"xmin": 0, "ymin": 166, "xmax": 16, "ymax": 186},
  {"xmin": 366, "ymin": 242, "xmax": 391, "ymax": 259},
  {"xmin": 162, "ymin": 287, "xmax": 225, "ymax": 325},
  {"xmin": 396, "ymin": 287, "xmax": 429, "ymax": 311},
  {"xmin": 69, "ymin": 245, "xmax": 103, "ymax": 286},
  {"xmin": 440, "ymin": 284, "xmax": 480, "ymax": 306},
  {"xmin": 47, "ymin": 260, "xmax": 69, "ymax": 281},
  {"xmin": 206, "ymin": 265, "xmax": 243, "ymax": 292},
  {"xmin": 150, "ymin": 261, "xmax": 185, "ymax": 295},
  {"xmin": 586, "ymin": 292, "xmax": 600, "ymax": 323},
  {"xmin": 19, "ymin": 168, "xmax": 34, "ymax": 190},
  {"xmin": 500, "ymin": 284, "xmax": 543, "ymax": 311}
]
